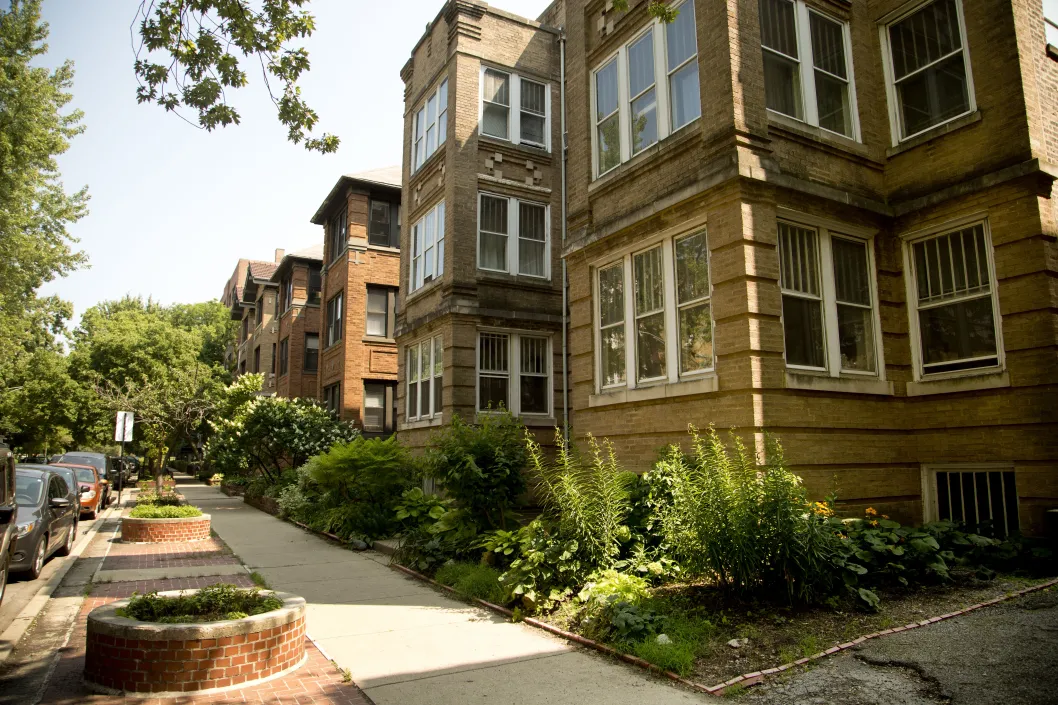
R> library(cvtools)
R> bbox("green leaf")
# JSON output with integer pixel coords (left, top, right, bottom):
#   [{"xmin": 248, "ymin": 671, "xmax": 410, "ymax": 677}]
[{"xmin": 857, "ymin": 588, "xmax": 881, "ymax": 609}]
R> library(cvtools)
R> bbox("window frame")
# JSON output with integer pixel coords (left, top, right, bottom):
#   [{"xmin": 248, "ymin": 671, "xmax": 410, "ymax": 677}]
[
  {"xmin": 476, "ymin": 192, "xmax": 551, "ymax": 279},
  {"xmin": 760, "ymin": 0, "xmax": 861, "ymax": 141},
  {"xmin": 304, "ymin": 333, "xmax": 319, "ymax": 373},
  {"xmin": 368, "ymin": 199, "xmax": 400, "ymax": 248},
  {"xmin": 478, "ymin": 66, "xmax": 551, "ymax": 151},
  {"xmin": 590, "ymin": 0, "xmax": 699, "ymax": 179},
  {"xmin": 255, "ymin": 297, "xmax": 263, "ymax": 325},
  {"xmin": 328, "ymin": 207, "xmax": 348, "ymax": 263},
  {"xmin": 325, "ymin": 291, "xmax": 344, "ymax": 348},
  {"xmin": 363, "ymin": 380, "xmax": 398, "ymax": 435},
  {"xmin": 405, "ymin": 334, "xmax": 443, "ymax": 422},
  {"xmin": 921, "ymin": 463, "xmax": 1019, "ymax": 537},
  {"xmin": 901, "ymin": 216, "xmax": 1003, "ymax": 382},
  {"xmin": 278, "ymin": 337, "xmax": 289, "ymax": 377},
  {"xmin": 323, "ymin": 382, "xmax": 342, "ymax": 416},
  {"xmin": 253, "ymin": 345, "xmax": 260, "ymax": 373},
  {"xmin": 777, "ymin": 211, "xmax": 885, "ymax": 378},
  {"xmin": 365, "ymin": 285, "xmax": 397, "ymax": 339},
  {"xmin": 410, "ymin": 201, "xmax": 445, "ymax": 293},
  {"xmin": 412, "ymin": 78, "xmax": 448, "ymax": 173},
  {"xmin": 592, "ymin": 228, "xmax": 715, "ymax": 394},
  {"xmin": 879, "ymin": 0, "xmax": 977, "ymax": 145},
  {"xmin": 475, "ymin": 329, "xmax": 553, "ymax": 417}
]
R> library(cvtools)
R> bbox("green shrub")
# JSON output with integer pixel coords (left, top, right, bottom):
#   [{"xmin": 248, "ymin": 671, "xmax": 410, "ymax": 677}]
[
  {"xmin": 394, "ymin": 488, "xmax": 449, "ymax": 528},
  {"xmin": 426, "ymin": 412, "xmax": 527, "ymax": 531},
  {"xmin": 578, "ymin": 569, "xmax": 650, "ymax": 604},
  {"xmin": 116, "ymin": 584, "xmax": 281, "ymax": 623},
  {"xmin": 499, "ymin": 519, "xmax": 587, "ymax": 610},
  {"xmin": 128, "ymin": 504, "xmax": 202, "ymax": 519},
  {"xmin": 434, "ymin": 562, "xmax": 505, "ymax": 603},
  {"xmin": 654, "ymin": 427, "xmax": 842, "ymax": 603},
  {"xmin": 136, "ymin": 490, "xmax": 183, "ymax": 507}
]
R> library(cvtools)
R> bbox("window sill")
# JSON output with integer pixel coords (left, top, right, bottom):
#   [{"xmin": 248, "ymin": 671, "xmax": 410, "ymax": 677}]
[
  {"xmin": 886, "ymin": 111, "xmax": 982, "ymax": 158},
  {"xmin": 362, "ymin": 335, "xmax": 396, "ymax": 345},
  {"xmin": 588, "ymin": 120, "xmax": 701, "ymax": 199},
  {"xmin": 1048, "ymin": 44, "xmax": 1058, "ymax": 62},
  {"xmin": 476, "ymin": 270, "xmax": 553, "ymax": 287},
  {"xmin": 476, "ymin": 412, "xmax": 557, "ymax": 427},
  {"xmin": 766, "ymin": 112, "xmax": 875, "ymax": 163},
  {"xmin": 401, "ymin": 416, "xmax": 444, "ymax": 431},
  {"xmin": 323, "ymin": 340, "xmax": 343, "ymax": 352},
  {"xmin": 588, "ymin": 375, "xmax": 718, "ymax": 408},
  {"xmin": 785, "ymin": 371, "xmax": 894, "ymax": 396},
  {"xmin": 906, "ymin": 370, "xmax": 1009, "ymax": 397},
  {"xmin": 405, "ymin": 278, "xmax": 443, "ymax": 305},
  {"xmin": 478, "ymin": 134, "xmax": 552, "ymax": 159}
]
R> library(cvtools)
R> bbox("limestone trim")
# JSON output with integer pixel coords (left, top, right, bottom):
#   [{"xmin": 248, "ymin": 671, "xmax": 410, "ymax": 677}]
[
  {"xmin": 906, "ymin": 371, "xmax": 1010, "ymax": 397},
  {"xmin": 588, "ymin": 375, "xmax": 719, "ymax": 408}
]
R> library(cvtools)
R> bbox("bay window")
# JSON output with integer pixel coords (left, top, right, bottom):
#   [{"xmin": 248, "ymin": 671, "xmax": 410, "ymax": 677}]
[
  {"xmin": 760, "ymin": 0, "xmax": 858, "ymax": 139},
  {"xmin": 478, "ymin": 193, "xmax": 549, "ymax": 278},
  {"xmin": 413, "ymin": 79, "xmax": 448, "ymax": 172},
  {"xmin": 477, "ymin": 331, "xmax": 551, "ymax": 415},
  {"xmin": 406, "ymin": 335, "xmax": 443, "ymax": 421},
  {"xmin": 882, "ymin": 0, "xmax": 974, "ymax": 142},
  {"xmin": 480, "ymin": 67, "xmax": 550, "ymax": 149},
  {"xmin": 907, "ymin": 222, "xmax": 1000, "ymax": 376},
  {"xmin": 777, "ymin": 218, "xmax": 881, "ymax": 375},
  {"xmin": 410, "ymin": 201, "xmax": 445, "ymax": 292},
  {"xmin": 595, "ymin": 230, "xmax": 713, "ymax": 392},
  {"xmin": 592, "ymin": 0, "xmax": 700, "ymax": 178}
]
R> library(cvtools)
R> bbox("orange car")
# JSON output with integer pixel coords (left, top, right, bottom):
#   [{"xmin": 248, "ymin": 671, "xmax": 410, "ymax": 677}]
[{"xmin": 51, "ymin": 463, "xmax": 105, "ymax": 518}]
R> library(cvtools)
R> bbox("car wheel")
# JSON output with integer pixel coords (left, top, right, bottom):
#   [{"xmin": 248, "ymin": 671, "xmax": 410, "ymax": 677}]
[
  {"xmin": 28, "ymin": 537, "xmax": 46, "ymax": 580},
  {"xmin": 86, "ymin": 508, "xmax": 96, "ymax": 520},
  {"xmin": 0, "ymin": 552, "xmax": 9, "ymax": 607},
  {"xmin": 57, "ymin": 524, "xmax": 74, "ymax": 557}
]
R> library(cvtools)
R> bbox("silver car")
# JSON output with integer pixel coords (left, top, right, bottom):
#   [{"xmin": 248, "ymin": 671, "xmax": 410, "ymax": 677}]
[{"xmin": 11, "ymin": 467, "xmax": 76, "ymax": 580}]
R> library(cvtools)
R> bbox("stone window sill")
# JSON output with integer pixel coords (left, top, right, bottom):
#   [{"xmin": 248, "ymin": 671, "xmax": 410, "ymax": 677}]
[
  {"xmin": 401, "ymin": 416, "xmax": 443, "ymax": 431},
  {"xmin": 405, "ymin": 278, "xmax": 442, "ymax": 305},
  {"xmin": 906, "ymin": 370, "xmax": 1009, "ymax": 397},
  {"xmin": 588, "ymin": 375, "xmax": 718, "ymax": 408},
  {"xmin": 785, "ymin": 371, "xmax": 894, "ymax": 396},
  {"xmin": 767, "ymin": 111, "xmax": 874, "ymax": 162},
  {"xmin": 476, "ymin": 412, "xmax": 557, "ymax": 428},
  {"xmin": 886, "ymin": 111, "xmax": 982, "ymax": 158},
  {"xmin": 362, "ymin": 335, "xmax": 396, "ymax": 346}
]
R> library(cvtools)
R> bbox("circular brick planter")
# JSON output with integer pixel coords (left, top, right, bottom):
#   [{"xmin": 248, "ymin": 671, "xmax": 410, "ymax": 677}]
[
  {"xmin": 84, "ymin": 590, "xmax": 307, "ymax": 696},
  {"xmin": 121, "ymin": 514, "xmax": 211, "ymax": 543}
]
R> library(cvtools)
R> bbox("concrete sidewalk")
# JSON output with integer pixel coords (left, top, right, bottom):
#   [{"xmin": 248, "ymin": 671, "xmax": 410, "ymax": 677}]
[{"xmin": 179, "ymin": 477, "xmax": 709, "ymax": 705}]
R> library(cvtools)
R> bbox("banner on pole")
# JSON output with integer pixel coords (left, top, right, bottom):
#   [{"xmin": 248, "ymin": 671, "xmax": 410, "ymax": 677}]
[{"xmin": 114, "ymin": 411, "xmax": 134, "ymax": 443}]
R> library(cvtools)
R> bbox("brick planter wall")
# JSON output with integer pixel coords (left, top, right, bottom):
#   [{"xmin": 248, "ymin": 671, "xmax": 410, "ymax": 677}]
[
  {"xmin": 121, "ymin": 515, "xmax": 211, "ymax": 543},
  {"xmin": 244, "ymin": 495, "xmax": 280, "ymax": 517},
  {"xmin": 84, "ymin": 590, "xmax": 306, "ymax": 695}
]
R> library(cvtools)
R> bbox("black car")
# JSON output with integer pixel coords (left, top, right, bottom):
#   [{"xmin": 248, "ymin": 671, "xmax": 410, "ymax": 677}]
[
  {"xmin": 54, "ymin": 451, "xmax": 116, "ymax": 496},
  {"xmin": 12, "ymin": 467, "xmax": 76, "ymax": 579},
  {"xmin": 0, "ymin": 444, "xmax": 17, "ymax": 607},
  {"xmin": 20, "ymin": 463, "xmax": 79, "ymax": 539}
]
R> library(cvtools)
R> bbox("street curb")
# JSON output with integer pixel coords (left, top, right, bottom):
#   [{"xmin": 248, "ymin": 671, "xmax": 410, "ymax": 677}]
[{"xmin": 0, "ymin": 497, "xmax": 123, "ymax": 667}]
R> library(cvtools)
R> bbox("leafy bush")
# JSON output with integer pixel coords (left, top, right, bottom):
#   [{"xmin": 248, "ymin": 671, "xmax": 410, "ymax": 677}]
[
  {"xmin": 653, "ymin": 427, "xmax": 843, "ymax": 603},
  {"xmin": 128, "ymin": 504, "xmax": 202, "ymax": 519},
  {"xmin": 426, "ymin": 412, "xmax": 527, "ymax": 531},
  {"xmin": 116, "ymin": 583, "xmax": 281, "ymax": 623},
  {"xmin": 136, "ymin": 490, "xmax": 182, "ymax": 506},
  {"xmin": 434, "ymin": 562, "xmax": 505, "ymax": 603},
  {"xmin": 394, "ymin": 488, "xmax": 449, "ymax": 528},
  {"xmin": 578, "ymin": 569, "xmax": 650, "ymax": 604},
  {"xmin": 499, "ymin": 519, "xmax": 587, "ymax": 610}
]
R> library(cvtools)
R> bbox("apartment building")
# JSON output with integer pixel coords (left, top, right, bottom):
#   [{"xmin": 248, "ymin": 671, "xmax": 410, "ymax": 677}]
[
  {"xmin": 310, "ymin": 169, "xmax": 403, "ymax": 436},
  {"xmin": 271, "ymin": 245, "xmax": 324, "ymax": 400},
  {"xmin": 398, "ymin": 0, "xmax": 1058, "ymax": 536},
  {"xmin": 396, "ymin": 0, "xmax": 568, "ymax": 450},
  {"xmin": 242, "ymin": 260, "xmax": 280, "ymax": 394},
  {"xmin": 221, "ymin": 259, "xmax": 251, "ymax": 371}
]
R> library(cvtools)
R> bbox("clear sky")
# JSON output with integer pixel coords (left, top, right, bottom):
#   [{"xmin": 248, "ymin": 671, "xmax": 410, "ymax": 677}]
[{"xmin": 36, "ymin": 0, "xmax": 554, "ymax": 324}]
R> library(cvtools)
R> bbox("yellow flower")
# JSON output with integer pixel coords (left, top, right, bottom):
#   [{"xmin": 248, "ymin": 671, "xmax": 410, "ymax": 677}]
[{"xmin": 865, "ymin": 507, "xmax": 878, "ymax": 516}]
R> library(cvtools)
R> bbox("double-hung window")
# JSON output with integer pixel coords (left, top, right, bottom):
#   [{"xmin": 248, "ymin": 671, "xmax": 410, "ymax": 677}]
[
  {"xmin": 253, "ymin": 346, "xmax": 260, "ymax": 373},
  {"xmin": 255, "ymin": 298, "xmax": 263, "ymax": 325},
  {"xmin": 410, "ymin": 201, "xmax": 445, "ymax": 292},
  {"xmin": 323, "ymin": 383, "xmax": 341, "ymax": 416},
  {"xmin": 478, "ymin": 193, "xmax": 549, "ymax": 278},
  {"xmin": 363, "ymin": 381, "xmax": 397, "ymax": 435},
  {"xmin": 595, "ymin": 231, "xmax": 713, "ymax": 391},
  {"xmin": 369, "ymin": 200, "xmax": 400, "ymax": 248},
  {"xmin": 366, "ymin": 285, "xmax": 396, "ymax": 338},
  {"xmin": 592, "ymin": 0, "xmax": 700, "ymax": 178},
  {"xmin": 329, "ymin": 208, "xmax": 348, "ymax": 262},
  {"xmin": 882, "ymin": 0, "xmax": 974, "ymax": 142},
  {"xmin": 304, "ymin": 333, "xmax": 319, "ymax": 373},
  {"xmin": 760, "ymin": 0, "xmax": 858, "ymax": 139},
  {"xmin": 480, "ymin": 67, "xmax": 550, "ymax": 149},
  {"xmin": 308, "ymin": 267, "xmax": 321, "ymax": 305},
  {"xmin": 283, "ymin": 277, "xmax": 293, "ymax": 313},
  {"xmin": 326, "ymin": 292, "xmax": 343, "ymax": 347},
  {"xmin": 906, "ymin": 221, "xmax": 1001, "ymax": 377},
  {"xmin": 777, "ymin": 218, "xmax": 881, "ymax": 375},
  {"xmin": 278, "ymin": 337, "xmax": 289, "ymax": 376},
  {"xmin": 412, "ymin": 79, "xmax": 448, "ymax": 172},
  {"xmin": 477, "ymin": 331, "xmax": 551, "ymax": 415},
  {"xmin": 406, "ymin": 335, "xmax": 443, "ymax": 421}
]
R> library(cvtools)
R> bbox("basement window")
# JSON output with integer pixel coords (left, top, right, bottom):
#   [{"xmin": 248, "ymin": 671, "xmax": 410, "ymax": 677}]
[{"xmin": 924, "ymin": 465, "xmax": 1019, "ymax": 538}]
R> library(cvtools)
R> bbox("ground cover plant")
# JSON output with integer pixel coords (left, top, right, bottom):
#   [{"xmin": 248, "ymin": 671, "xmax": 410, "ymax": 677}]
[
  {"xmin": 128, "ymin": 504, "xmax": 202, "ymax": 519},
  {"xmin": 116, "ymin": 583, "xmax": 281, "ymax": 623}
]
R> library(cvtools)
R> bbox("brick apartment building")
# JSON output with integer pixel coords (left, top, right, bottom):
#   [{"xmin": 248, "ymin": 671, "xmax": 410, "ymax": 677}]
[
  {"xmin": 397, "ymin": 1, "xmax": 568, "ymax": 450},
  {"xmin": 310, "ymin": 169, "xmax": 403, "ymax": 436},
  {"xmin": 396, "ymin": 0, "xmax": 1058, "ymax": 535},
  {"xmin": 271, "ymin": 245, "xmax": 324, "ymax": 400},
  {"xmin": 242, "ymin": 259, "xmax": 281, "ymax": 393},
  {"xmin": 221, "ymin": 259, "xmax": 251, "ymax": 371}
]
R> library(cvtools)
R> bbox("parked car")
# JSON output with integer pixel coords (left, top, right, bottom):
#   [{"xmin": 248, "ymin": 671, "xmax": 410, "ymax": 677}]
[
  {"xmin": 53, "ymin": 452, "xmax": 115, "ymax": 497},
  {"xmin": 23, "ymin": 464, "xmax": 79, "ymax": 541},
  {"xmin": 52, "ymin": 463, "xmax": 103, "ymax": 518},
  {"xmin": 12, "ymin": 467, "xmax": 76, "ymax": 580},
  {"xmin": 0, "ymin": 444, "xmax": 17, "ymax": 607},
  {"xmin": 121, "ymin": 456, "xmax": 141, "ymax": 478}
]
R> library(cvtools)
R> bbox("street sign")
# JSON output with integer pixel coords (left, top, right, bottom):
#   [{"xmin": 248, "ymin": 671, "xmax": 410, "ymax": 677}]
[{"xmin": 114, "ymin": 411, "xmax": 134, "ymax": 443}]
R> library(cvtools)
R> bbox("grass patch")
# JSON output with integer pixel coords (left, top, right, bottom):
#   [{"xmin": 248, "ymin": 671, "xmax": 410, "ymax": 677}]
[
  {"xmin": 249, "ymin": 571, "xmax": 270, "ymax": 589},
  {"xmin": 116, "ymin": 583, "xmax": 280, "ymax": 624},
  {"xmin": 128, "ymin": 504, "xmax": 202, "ymax": 519},
  {"xmin": 625, "ymin": 612, "xmax": 716, "ymax": 676},
  {"xmin": 434, "ymin": 562, "xmax": 505, "ymax": 604}
]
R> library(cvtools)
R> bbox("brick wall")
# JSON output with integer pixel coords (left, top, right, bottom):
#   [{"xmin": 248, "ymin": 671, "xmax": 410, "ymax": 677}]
[
  {"xmin": 120, "ymin": 516, "xmax": 211, "ymax": 543},
  {"xmin": 276, "ymin": 261, "xmax": 321, "ymax": 400}
]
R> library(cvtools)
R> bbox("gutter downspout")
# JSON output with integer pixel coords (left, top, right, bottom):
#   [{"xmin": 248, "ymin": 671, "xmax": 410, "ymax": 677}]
[{"xmin": 559, "ymin": 30, "xmax": 569, "ymax": 444}]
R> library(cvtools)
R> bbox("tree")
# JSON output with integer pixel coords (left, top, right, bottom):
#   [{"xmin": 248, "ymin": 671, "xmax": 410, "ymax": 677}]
[{"xmin": 133, "ymin": 0, "xmax": 338, "ymax": 153}]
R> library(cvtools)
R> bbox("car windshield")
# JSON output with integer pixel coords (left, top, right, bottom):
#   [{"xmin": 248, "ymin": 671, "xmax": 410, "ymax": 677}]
[
  {"xmin": 61, "ymin": 455, "xmax": 105, "ymax": 474},
  {"xmin": 16, "ymin": 474, "xmax": 43, "ymax": 505},
  {"xmin": 75, "ymin": 468, "xmax": 96, "ymax": 483}
]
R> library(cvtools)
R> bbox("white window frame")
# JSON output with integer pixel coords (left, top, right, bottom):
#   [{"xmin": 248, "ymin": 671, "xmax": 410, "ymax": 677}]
[
  {"xmin": 777, "ymin": 211, "xmax": 884, "ymax": 378},
  {"xmin": 475, "ymin": 330, "xmax": 553, "ymax": 417},
  {"xmin": 478, "ymin": 66, "xmax": 551, "ymax": 151},
  {"xmin": 900, "ymin": 215, "xmax": 1004, "ymax": 382},
  {"xmin": 590, "ymin": 0, "xmax": 699, "ymax": 179},
  {"xmin": 406, "ymin": 334, "xmax": 443, "ymax": 422},
  {"xmin": 592, "ymin": 228, "xmax": 714, "ymax": 393},
  {"xmin": 921, "ymin": 463, "xmax": 1019, "ymax": 536},
  {"xmin": 476, "ymin": 192, "xmax": 550, "ymax": 279},
  {"xmin": 412, "ymin": 78, "xmax": 448, "ymax": 173},
  {"xmin": 410, "ymin": 200, "xmax": 445, "ymax": 293},
  {"xmin": 879, "ymin": 0, "xmax": 976, "ymax": 146},
  {"xmin": 760, "ymin": 0, "xmax": 861, "ymax": 141}
]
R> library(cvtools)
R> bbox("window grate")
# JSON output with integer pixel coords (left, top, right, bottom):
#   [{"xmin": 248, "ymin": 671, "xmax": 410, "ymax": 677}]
[{"xmin": 935, "ymin": 468, "xmax": 1018, "ymax": 538}]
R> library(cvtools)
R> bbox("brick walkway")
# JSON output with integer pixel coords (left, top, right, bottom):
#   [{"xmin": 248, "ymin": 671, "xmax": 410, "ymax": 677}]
[{"xmin": 30, "ymin": 493, "xmax": 374, "ymax": 705}]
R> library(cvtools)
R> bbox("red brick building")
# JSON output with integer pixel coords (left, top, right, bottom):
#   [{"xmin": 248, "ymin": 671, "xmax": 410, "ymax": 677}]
[{"xmin": 271, "ymin": 245, "xmax": 324, "ymax": 400}]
